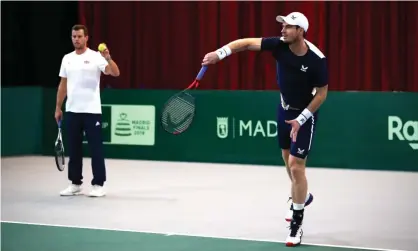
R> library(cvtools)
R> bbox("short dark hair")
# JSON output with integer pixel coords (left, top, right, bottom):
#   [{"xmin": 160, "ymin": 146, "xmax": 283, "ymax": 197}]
[
  {"xmin": 72, "ymin": 24, "xmax": 88, "ymax": 36},
  {"xmin": 296, "ymin": 25, "xmax": 306, "ymax": 38}
]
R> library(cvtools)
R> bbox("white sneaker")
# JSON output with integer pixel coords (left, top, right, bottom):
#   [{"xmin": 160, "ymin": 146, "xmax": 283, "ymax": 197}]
[
  {"xmin": 285, "ymin": 197, "xmax": 293, "ymax": 222},
  {"xmin": 60, "ymin": 184, "xmax": 82, "ymax": 196},
  {"xmin": 87, "ymin": 185, "xmax": 106, "ymax": 197},
  {"xmin": 285, "ymin": 221, "xmax": 303, "ymax": 247}
]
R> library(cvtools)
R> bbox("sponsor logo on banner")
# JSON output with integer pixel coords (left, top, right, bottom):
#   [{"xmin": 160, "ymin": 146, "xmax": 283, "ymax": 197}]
[
  {"xmin": 114, "ymin": 113, "xmax": 132, "ymax": 137},
  {"xmin": 217, "ymin": 117, "xmax": 229, "ymax": 139},
  {"xmin": 83, "ymin": 105, "xmax": 156, "ymax": 146},
  {"xmin": 216, "ymin": 117, "xmax": 277, "ymax": 139},
  {"xmin": 388, "ymin": 116, "xmax": 418, "ymax": 150},
  {"xmin": 111, "ymin": 105, "xmax": 155, "ymax": 146}
]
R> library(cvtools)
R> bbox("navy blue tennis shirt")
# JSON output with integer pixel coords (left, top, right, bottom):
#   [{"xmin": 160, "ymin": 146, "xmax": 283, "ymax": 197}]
[{"xmin": 261, "ymin": 37, "xmax": 328, "ymax": 110}]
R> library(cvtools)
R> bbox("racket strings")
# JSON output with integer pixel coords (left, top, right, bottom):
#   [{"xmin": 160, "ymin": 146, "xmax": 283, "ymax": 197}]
[
  {"xmin": 54, "ymin": 128, "xmax": 66, "ymax": 171},
  {"xmin": 167, "ymin": 98, "xmax": 193, "ymax": 122},
  {"xmin": 162, "ymin": 96, "xmax": 195, "ymax": 132},
  {"xmin": 55, "ymin": 138, "xmax": 64, "ymax": 156}
]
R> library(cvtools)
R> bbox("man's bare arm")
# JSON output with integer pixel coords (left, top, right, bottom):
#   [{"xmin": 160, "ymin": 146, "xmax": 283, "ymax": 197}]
[
  {"xmin": 56, "ymin": 77, "xmax": 67, "ymax": 110},
  {"xmin": 206, "ymin": 38, "xmax": 262, "ymax": 63},
  {"xmin": 306, "ymin": 85, "xmax": 328, "ymax": 113},
  {"xmin": 224, "ymin": 38, "xmax": 262, "ymax": 53},
  {"xmin": 294, "ymin": 85, "xmax": 328, "ymax": 126},
  {"xmin": 202, "ymin": 37, "xmax": 281, "ymax": 65},
  {"xmin": 104, "ymin": 58, "xmax": 120, "ymax": 77}
]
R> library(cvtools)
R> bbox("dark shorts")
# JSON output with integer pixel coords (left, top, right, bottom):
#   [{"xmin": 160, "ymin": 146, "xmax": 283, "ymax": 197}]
[{"xmin": 277, "ymin": 104, "xmax": 319, "ymax": 159}]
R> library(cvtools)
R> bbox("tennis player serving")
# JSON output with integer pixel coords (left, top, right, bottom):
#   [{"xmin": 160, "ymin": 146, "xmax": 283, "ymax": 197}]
[{"xmin": 202, "ymin": 12, "xmax": 328, "ymax": 247}]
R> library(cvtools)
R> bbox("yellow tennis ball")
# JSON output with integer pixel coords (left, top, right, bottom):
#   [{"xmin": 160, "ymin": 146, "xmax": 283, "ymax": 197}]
[{"xmin": 98, "ymin": 43, "xmax": 107, "ymax": 52}]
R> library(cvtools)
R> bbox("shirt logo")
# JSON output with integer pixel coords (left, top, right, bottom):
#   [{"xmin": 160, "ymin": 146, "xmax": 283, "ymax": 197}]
[
  {"xmin": 300, "ymin": 65, "xmax": 308, "ymax": 72},
  {"xmin": 84, "ymin": 60, "xmax": 90, "ymax": 64}
]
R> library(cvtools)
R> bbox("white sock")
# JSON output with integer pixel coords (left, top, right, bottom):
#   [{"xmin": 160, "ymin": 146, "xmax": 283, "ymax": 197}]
[{"xmin": 293, "ymin": 203, "xmax": 304, "ymax": 210}]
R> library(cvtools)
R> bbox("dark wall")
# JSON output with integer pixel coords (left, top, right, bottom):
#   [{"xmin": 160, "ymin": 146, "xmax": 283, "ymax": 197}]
[
  {"xmin": 2, "ymin": 1, "xmax": 78, "ymax": 88},
  {"xmin": 3, "ymin": 2, "xmax": 417, "ymax": 92},
  {"xmin": 78, "ymin": 1, "xmax": 418, "ymax": 91}
]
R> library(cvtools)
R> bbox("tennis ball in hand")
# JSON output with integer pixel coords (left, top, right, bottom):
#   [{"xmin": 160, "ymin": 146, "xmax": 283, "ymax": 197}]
[{"xmin": 98, "ymin": 43, "xmax": 107, "ymax": 52}]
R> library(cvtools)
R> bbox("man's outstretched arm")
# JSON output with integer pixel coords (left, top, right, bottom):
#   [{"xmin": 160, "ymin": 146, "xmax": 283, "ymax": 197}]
[
  {"xmin": 202, "ymin": 37, "xmax": 281, "ymax": 65},
  {"xmin": 224, "ymin": 38, "xmax": 263, "ymax": 53}
]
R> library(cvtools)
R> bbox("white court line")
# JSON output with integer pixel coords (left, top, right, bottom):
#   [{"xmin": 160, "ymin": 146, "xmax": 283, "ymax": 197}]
[{"xmin": 1, "ymin": 220, "xmax": 407, "ymax": 251}]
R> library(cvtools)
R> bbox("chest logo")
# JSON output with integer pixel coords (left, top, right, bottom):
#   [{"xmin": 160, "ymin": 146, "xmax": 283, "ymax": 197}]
[{"xmin": 300, "ymin": 65, "xmax": 308, "ymax": 72}]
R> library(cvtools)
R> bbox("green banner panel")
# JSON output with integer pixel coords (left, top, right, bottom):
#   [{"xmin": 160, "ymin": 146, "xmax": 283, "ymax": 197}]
[
  {"xmin": 3, "ymin": 87, "xmax": 415, "ymax": 171},
  {"xmin": 1, "ymin": 87, "xmax": 44, "ymax": 156},
  {"xmin": 39, "ymin": 89, "xmax": 417, "ymax": 172}
]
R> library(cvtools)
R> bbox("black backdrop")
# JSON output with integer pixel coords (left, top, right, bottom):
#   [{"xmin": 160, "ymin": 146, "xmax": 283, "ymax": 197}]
[
  {"xmin": 2, "ymin": 1, "xmax": 78, "ymax": 87},
  {"xmin": 3, "ymin": 1, "xmax": 418, "ymax": 92}
]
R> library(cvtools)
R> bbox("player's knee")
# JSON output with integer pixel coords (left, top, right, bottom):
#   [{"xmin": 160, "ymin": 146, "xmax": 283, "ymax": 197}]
[{"xmin": 289, "ymin": 155, "xmax": 306, "ymax": 181}]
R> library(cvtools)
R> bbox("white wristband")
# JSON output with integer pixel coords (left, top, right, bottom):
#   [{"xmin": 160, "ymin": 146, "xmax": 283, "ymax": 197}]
[
  {"xmin": 215, "ymin": 46, "xmax": 232, "ymax": 60},
  {"xmin": 295, "ymin": 108, "xmax": 313, "ymax": 126}
]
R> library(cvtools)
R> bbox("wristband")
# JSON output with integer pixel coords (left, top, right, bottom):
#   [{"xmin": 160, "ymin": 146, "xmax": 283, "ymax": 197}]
[
  {"xmin": 215, "ymin": 46, "xmax": 232, "ymax": 60},
  {"xmin": 295, "ymin": 108, "xmax": 313, "ymax": 126}
]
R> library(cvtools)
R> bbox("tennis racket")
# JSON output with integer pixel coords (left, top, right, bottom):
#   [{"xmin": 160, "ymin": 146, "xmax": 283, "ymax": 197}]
[
  {"xmin": 54, "ymin": 120, "xmax": 66, "ymax": 171},
  {"xmin": 161, "ymin": 65, "xmax": 208, "ymax": 134}
]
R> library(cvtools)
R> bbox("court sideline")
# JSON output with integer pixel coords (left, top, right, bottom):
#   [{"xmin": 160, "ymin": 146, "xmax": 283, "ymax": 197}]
[{"xmin": 1, "ymin": 156, "xmax": 417, "ymax": 251}]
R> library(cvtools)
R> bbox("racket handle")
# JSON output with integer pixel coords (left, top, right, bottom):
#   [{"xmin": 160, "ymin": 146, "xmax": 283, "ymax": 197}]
[
  {"xmin": 196, "ymin": 66, "xmax": 208, "ymax": 81},
  {"xmin": 57, "ymin": 120, "xmax": 61, "ymax": 128}
]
